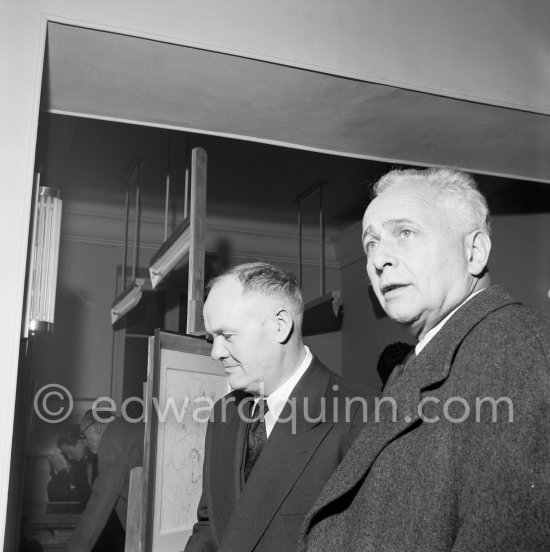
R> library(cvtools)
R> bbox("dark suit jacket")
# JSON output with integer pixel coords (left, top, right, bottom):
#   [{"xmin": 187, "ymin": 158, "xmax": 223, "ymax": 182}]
[
  {"xmin": 184, "ymin": 356, "xmax": 374, "ymax": 552},
  {"xmin": 47, "ymin": 456, "xmax": 92, "ymax": 505},
  {"xmin": 67, "ymin": 418, "xmax": 144, "ymax": 552},
  {"xmin": 298, "ymin": 285, "xmax": 550, "ymax": 551}
]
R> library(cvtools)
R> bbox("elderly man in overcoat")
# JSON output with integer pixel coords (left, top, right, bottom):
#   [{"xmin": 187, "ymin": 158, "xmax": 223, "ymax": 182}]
[{"xmin": 298, "ymin": 168, "xmax": 550, "ymax": 551}]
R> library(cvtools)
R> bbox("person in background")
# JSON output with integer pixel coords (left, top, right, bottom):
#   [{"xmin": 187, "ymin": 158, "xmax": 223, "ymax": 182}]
[
  {"xmin": 66, "ymin": 409, "xmax": 144, "ymax": 552},
  {"xmin": 299, "ymin": 167, "xmax": 550, "ymax": 550},
  {"xmin": 185, "ymin": 262, "xmax": 376, "ymax": 552},
  {"xmin": 46, "ymin": 423, "xmax": 124, "ymax": 552},
  {"xmin": 47, "ymin": 424, "xmax": 95, "ymax": 505}
]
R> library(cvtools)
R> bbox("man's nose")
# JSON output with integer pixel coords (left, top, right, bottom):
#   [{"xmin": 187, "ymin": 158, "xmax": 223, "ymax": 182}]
[
  {"xmin": 370, "ymin": 240, "xmax": 397, "ymax": 272},
  {"xmin": 210, "ymin": 337, "xmax": 227, "ymax": 361}
]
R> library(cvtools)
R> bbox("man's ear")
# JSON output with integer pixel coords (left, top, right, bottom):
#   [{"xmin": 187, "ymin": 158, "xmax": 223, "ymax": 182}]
[
  {"xmin": 274, "ymin": 308, "xmax": 294, "ymax": 344},
  {"xmin": 466, "ymin": 230, "xmax": 491, "ymax": 276}
]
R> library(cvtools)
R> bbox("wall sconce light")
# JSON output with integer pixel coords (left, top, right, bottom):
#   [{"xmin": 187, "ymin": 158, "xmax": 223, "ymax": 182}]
[
  {"xmin": 149, "ymin": 219, "xmax": 190, "ymax": 289},
  {"xmin": 24, "ymin": 181, "xmax": 63, "ymax": 336},
  {"xmin": 111, "ymin": 277, "xmax": 146, "ymax": 324}
]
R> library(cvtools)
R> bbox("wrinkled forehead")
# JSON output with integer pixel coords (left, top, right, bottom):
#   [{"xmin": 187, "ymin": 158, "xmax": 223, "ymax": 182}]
[{"xmin": 363, "ymin": 182, "xmax": 439, "ymax": 230}]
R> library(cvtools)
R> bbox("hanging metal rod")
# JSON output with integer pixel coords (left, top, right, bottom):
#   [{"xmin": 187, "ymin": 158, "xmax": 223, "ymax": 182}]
[
  {"xmin": 292, "ymin": 180, "xmax": 326, "ymax": 206},
  {"xmin": 120, "ymin": 158, "xmax": 145, "ymax": 292},
  {"xmin": 293, "ymin": 180, "xmax": 327, "ymax": 295}
]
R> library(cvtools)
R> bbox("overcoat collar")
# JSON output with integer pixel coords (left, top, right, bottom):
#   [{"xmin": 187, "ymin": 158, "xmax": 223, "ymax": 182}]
[
  {"xmin": 216, "ymin": 357, "xmax": 335, "ymax": 552},
  {"xmin": 301, "ymin": 285, "xmax": 520, "ymax": 534}
]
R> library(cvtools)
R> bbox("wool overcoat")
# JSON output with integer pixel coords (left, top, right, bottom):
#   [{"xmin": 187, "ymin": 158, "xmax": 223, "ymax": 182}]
[{"xmin": 299, "ymin": 285, "xmax": 550, "ymax": 551}]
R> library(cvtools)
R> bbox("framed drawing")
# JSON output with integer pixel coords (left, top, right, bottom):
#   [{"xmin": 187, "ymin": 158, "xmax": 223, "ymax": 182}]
[{"xmin": 141, "ymin": 330, "xmax": 228, "ymax": 552}]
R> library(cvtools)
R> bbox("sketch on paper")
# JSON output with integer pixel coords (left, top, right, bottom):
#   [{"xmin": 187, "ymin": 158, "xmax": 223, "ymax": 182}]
[{"xmin": 159, "ymin": 369, "xmax": 228, "ymax": 533}]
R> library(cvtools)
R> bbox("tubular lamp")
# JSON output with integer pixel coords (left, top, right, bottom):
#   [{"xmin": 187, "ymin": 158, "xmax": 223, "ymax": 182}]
[{"xmin": 25, "ymin": 184, "xmax": 63, "ymax": 335}]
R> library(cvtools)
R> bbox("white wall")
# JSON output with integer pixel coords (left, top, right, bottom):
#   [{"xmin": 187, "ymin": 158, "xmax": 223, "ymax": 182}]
[{"xmin": 2, "ymin": 0, "xmax": 550, "ymax": 541}]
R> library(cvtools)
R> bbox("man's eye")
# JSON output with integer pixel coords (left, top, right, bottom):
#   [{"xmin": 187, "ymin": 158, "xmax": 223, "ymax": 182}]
[
  {"xmin": 400, "ymin": 229, "xmax": 412, "ymax": 238},
  {"xmin": 365, "ymin": 241, "xmax": 377, "ymax": 255}
]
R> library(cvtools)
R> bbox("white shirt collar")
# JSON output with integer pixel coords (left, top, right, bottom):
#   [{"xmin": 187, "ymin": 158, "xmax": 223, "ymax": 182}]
[
  {"xmin": 415, "ymin": 288, "xmax": 486, "ymax": 356},
  {"xmin": 258, "ymin": 346, "xmax": 312, "ymax": 437}
]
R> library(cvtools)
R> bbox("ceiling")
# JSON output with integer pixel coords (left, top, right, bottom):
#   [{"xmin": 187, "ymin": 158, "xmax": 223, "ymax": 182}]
[{"xmin": 38, "ymin": 22, "xmax": 550, "ymax": 234}]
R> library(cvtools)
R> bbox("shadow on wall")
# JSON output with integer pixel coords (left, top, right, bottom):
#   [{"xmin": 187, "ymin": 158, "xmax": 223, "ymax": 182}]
[
  {"xmin": 205, "ymin": 239, "xmax": 233, "ymax": 285},
  {"xmin": 31, "ymin": 286, "xmax": 88, "ymax": 393}
]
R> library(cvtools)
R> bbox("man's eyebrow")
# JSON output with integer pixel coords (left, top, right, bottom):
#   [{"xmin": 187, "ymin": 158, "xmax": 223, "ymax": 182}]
[
  {"xmin": 363, "ymin": 219, "xmax": 416, "ymax": 239},
  {"xmin": 363, "ymin": 225, "xmax": 373, "ymax": 237},
  {"xmin": 362, "ymin": 224, "xmax": 377, "ymax": 240}
]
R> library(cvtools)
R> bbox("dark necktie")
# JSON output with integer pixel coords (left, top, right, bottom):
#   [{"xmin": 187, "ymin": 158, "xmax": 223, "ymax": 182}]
[{"xmin": 244, "ymin": 398, "xmax": 269, "ymax": 482}]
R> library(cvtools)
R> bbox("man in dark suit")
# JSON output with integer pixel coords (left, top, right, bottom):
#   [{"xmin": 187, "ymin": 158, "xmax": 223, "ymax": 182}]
[
  {"xmin": 184, "ymin": 262, "xmax": 373, "ymax": 552},
  {"xmin": 299, "ymin": 168, "xmax": 550, "ymax": 551},
  {"xmin": 66, "ymin": 410, "xmax": 144, "ymax": 552}
]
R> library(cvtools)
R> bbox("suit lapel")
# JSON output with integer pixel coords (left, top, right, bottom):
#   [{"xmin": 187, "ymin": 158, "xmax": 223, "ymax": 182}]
[
  {"xmin": 210, "ymin": 391, "xmax": 253, "ymax": 540},
  {"xmin": 302, "ymin": 285, "xmax": 520, "ymax": 531},
  {"xmin": 219, "ymin": 359, "xmax": 333, "ymax": 552}
]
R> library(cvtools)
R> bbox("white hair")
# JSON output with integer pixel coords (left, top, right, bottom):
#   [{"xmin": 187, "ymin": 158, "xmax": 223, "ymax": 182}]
[{"xmin": 373, "ymin": 167, "xmax": 491, "ymax": 235}]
